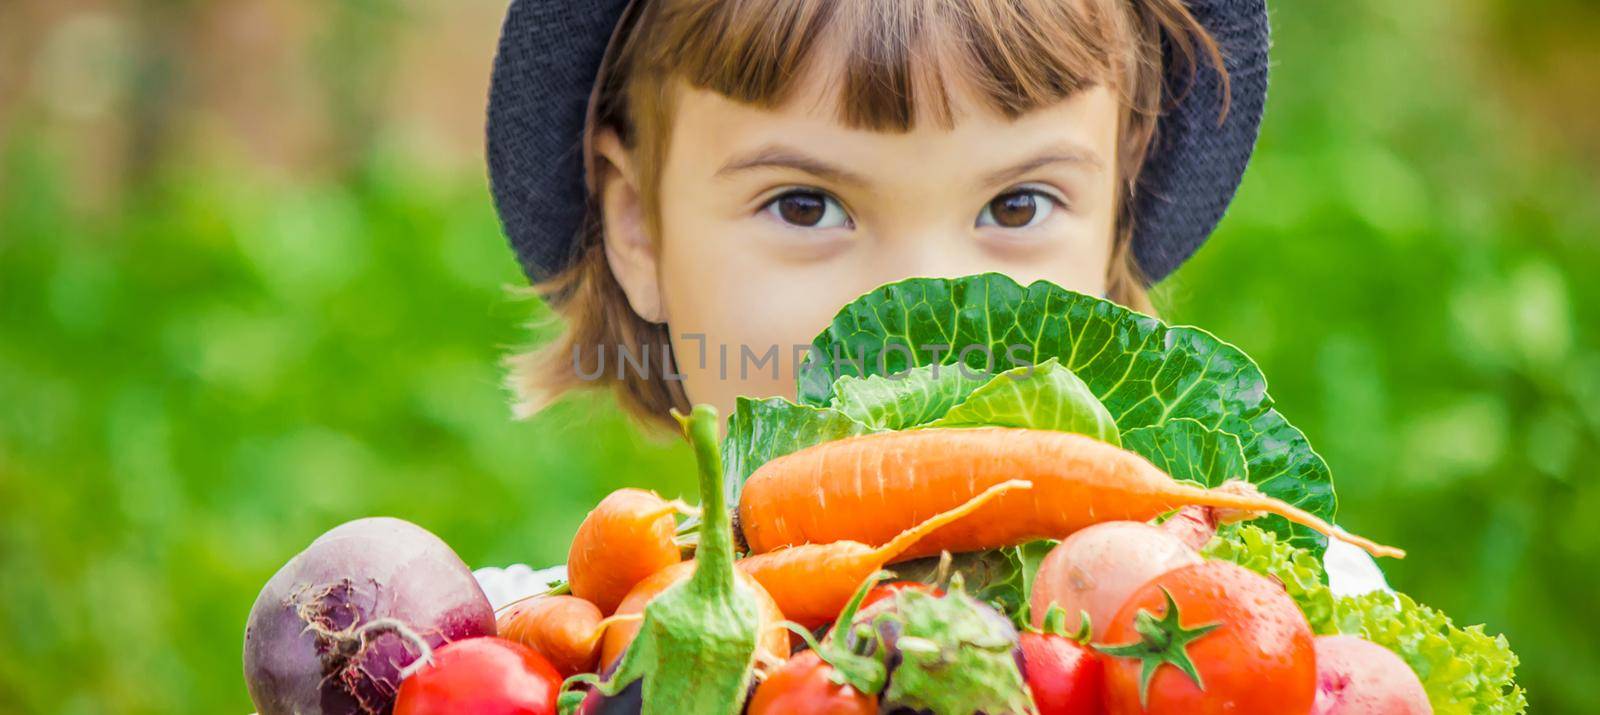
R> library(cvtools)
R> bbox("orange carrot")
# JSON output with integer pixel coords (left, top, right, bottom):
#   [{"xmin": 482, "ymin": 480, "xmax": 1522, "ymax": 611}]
[
  {"xmin": 739, "ymin": 479, "xmax": 1031, "ymax": 627},
  {"xmin": 599, "ymin": 560, "xmax": 790, "ymax": 671},
  {"xmin": 568, "ymin": 488, "xmax": 688, "ymax": 614},
  {"xmin": 738, "ymin": 428, "xmax": 1403, "ymax": 560},
  {"xmin": 496, "ymin": 594, "xmax": 636, "ymax": 677}
]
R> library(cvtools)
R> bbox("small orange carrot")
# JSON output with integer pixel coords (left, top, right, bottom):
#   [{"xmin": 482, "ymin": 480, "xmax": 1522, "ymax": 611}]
[
  {"xmin": 738, "ymin": 428, "xmax": 1403, "ymax": 560},
  {"xmin": 739, "ymin": 479, "xmax": 1031, "ymax": 627},
  {"xmin": 568, "ymin": 488, "xmax": 689, "ymax": 614},
  {"xmin": 598, "ymin": 561, "xmax": 790, "ymax": 671},
  {"xmin": 496, "ymin": 594, "xmax": 637, "ymax": 677}
]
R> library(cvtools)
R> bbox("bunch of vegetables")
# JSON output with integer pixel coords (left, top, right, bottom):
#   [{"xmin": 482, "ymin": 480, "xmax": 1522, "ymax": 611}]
[{"xmin": 242, "ymin": 274, "xmax": 1524, "ymax": 714}]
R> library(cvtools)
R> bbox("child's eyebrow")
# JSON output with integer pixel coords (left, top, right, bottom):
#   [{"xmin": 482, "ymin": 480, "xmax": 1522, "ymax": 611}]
[
  {"xmin": 715, "ymin": 145, "xmax": 871, "ymax": 187},
  {"xmin": 980, "ymin": 144, "xmax": 1105, "ymax": 187}
]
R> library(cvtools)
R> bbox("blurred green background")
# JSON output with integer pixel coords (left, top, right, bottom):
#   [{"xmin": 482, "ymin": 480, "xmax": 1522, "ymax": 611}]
[{"xmin": 1, "ymin": 0, "xmax": 1596, "ymax": 712}]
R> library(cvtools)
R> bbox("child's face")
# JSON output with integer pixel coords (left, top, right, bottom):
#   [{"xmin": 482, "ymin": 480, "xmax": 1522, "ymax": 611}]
[{"xmin": 601, "ymin": 63, "xmax": 1120, "ymax": 418}]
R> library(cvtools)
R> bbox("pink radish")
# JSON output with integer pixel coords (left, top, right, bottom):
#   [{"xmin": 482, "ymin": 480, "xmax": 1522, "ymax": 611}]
[
  {"xmin": 1028, "ymin": 520, "xmax": 1200, "ymax": 640},
  {"xmin": 1311, "ymin": 635, "xmax": 1432, "ymax": 715}
]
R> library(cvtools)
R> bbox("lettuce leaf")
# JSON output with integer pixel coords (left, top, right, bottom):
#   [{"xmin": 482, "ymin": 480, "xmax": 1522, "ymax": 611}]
[
  {"xmin": 794, "ymin": 273, "xmax": 1335, "ymax": 552},
  {"xmin": 1334, "ymin": 592, "xmax": 1526, "ymax": 715},
  {"xmin": 1205, "ymin": 525, "xmax": 1525, "ymax": 714},
  {"xmin": 1202, "ymin": 524, "xmax": 1336, "ymax": 633},
  {"xmin": 830, "ymin": 364, "xmax": 990, "ymax": 430},
  {"xmin": 923, "ymin": 359, "xmax": 1120, "ymax": 445}
]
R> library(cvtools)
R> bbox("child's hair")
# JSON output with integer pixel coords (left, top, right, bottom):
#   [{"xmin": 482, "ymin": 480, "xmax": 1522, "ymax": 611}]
[{"xmin": 509, "ymin": 0, "xmax": 1225, "ymax": 426}]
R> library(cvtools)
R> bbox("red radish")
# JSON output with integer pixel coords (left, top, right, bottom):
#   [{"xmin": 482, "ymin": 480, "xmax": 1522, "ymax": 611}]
[
  {"xmin": 393, "ymin": 637, "xmax": 560, "ymax": 715},
  {"xmin": 1029, "ymin": 521, "xmax": 1200, "ymax": 640},
  {"xmin": 1311, "ymin": 635, "xmax": 1432, "ymax": 715},
  {"xmin": 1019, "ymin": 608, "xmax": 1104, "ymax": 715},
  {"xmin": 243, "ymin": 517, "xmax": 495, "ymax": 715}
]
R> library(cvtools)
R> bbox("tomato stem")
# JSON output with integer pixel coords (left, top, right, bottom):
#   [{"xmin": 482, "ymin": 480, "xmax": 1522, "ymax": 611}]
[{"xmin": 1094, "ymin": 587, "xmax": 1220, "ymax": 709}]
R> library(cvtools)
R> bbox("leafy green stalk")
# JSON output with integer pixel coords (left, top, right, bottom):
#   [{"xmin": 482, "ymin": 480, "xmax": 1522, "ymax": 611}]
[{"xmin": 599, "ymin": 405, "xmax": 761, "ymax": 714}]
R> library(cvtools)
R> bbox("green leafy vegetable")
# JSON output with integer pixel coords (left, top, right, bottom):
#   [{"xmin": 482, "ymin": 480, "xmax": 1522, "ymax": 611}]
[
  {"xmin": 1123, "ymin": 418, "xmax": 1248, "ymax": 488},
  {"xmin": 925, "ymin": 358, "xmax": 1120, "ymax": 444},
  {"xmin": 794, "ymin": 273, "xmax": 1334, "ymax": 552},
  {"xmin": 1204, "ymin": 525, "xmax": 1525, "ymax": 714},
  {"xmin": 830, "ymin": 365, "xmax": 991, "ymax": 430},
  {"xmin": 1333, "ymin": 592, "xmax": 1526, "ymax": 715},
  {"xmin": 600, "ymin": 406, "xmax": 761, "ymax": 713},
  {"xmin": 1202, "ymin": 524, "xmax": 1336, "ymax": 633}
]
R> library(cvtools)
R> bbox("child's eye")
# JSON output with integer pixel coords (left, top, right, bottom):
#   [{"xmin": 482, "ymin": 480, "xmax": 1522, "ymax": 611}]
[
  {"xmin": 977, "ymin": 188, "xmax": 1060, "ymax": 229},
  {"xmin": 763, "ymin": 190, "xmax": 852, "ymax": 229}
]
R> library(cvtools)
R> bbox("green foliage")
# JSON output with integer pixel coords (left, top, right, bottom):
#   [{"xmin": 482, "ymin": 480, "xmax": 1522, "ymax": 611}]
[
  {"xmin": 0, "ymin": 147, "xmax": 699, "ymax": 714},
  {"xmin": 890, "ymin": 542, "xmax": 1056, "ymax": 628},
  {"xmin": 1164, "ymin": 3, "xmax": 1600, "ymax": 710},
  {"xmin": 1122, "ymin": 419, "xmax": 1248, "ymax": 488},
  {"xmin": 1, "ymin": 0, "xmax": 1597, "ymax": 712},
  {"xmin": 1336, "ymin": 592, "xmax": 1527, "ymax": 715},
  {"xmin": 924, "ymin": 359, "xmax": 1121, "ymax": 444},
  {"xmin": 831, "ymin": 365, "xmax": 991, "ymax": 430}
]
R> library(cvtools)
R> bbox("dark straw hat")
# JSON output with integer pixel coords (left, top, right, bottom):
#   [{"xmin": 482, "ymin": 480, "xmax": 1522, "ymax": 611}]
[{"xmin": 487, "ymin": 0, "xmax": 1268, "ymax": 284}]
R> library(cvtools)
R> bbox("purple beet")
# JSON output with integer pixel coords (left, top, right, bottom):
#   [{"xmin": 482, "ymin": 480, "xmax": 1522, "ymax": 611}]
[{"xmin": 243, "ymin": 517, "xmax": 495, "ymax": 715}]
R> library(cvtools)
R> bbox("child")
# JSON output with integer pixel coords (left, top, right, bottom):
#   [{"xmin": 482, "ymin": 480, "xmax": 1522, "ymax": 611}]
[{"xmin": 476, "ymin": 0, "xmax": 1387, "ymax": 603}]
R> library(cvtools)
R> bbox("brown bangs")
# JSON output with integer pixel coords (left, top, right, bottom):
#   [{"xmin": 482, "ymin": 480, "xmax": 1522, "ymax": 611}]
[{"xmin": 612, "ymin": 0, "xmax": 1158, "ymax": 133}]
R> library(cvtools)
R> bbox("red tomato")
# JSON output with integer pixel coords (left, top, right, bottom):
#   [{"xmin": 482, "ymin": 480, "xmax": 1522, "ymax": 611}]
[
  {"xmin": 1019, "ymin": 631, "xmax": 1105, "ymax": 715},
  {"xmin": 748, "ymin": 650, "xmax": 877, "ymax": 715},
  {"xmin": 1100, "ymin": 561, "xmax": 1315, "ymax": 715},
  {"xmin": 394, "ymin": 637, "xmax": 561, "ymax": 715},
  {"xmin": 860, "ymin": 581, "xmax": 942, "ymax": 611}
]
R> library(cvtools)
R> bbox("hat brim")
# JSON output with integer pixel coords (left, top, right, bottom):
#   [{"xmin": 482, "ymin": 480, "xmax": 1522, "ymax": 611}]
[{"xmin": 487, "ymin": 0, "xmax": 1268, "ymax": 284}]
